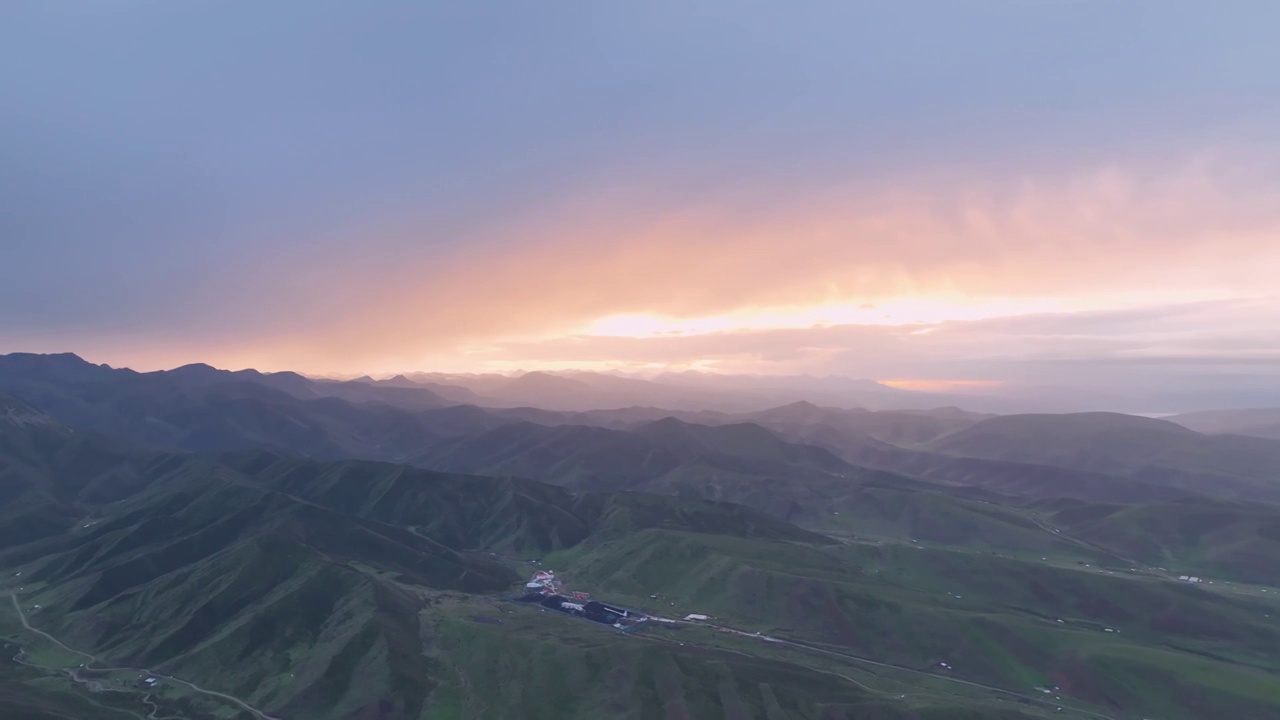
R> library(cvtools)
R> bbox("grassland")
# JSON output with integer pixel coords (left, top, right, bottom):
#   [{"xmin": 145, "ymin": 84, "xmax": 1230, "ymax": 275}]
[{"xmin": 541, "ymin": 528, "xmax": 1280, "ymax": 720}]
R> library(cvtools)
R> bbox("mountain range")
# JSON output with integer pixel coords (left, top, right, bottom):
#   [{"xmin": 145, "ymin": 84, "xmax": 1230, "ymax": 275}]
[{"xmin": 2, "ymin": 352, "xmax": 1280, "ymax": 720}]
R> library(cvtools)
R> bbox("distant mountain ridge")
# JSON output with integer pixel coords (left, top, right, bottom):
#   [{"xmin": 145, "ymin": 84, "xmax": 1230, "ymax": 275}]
[
  {"xmin": 5, "ymin": 352, "xmax": 1280, "ymax": 511},
  {"xmin": 413, "ymin": 416, "xmax": 858, "ymax": 516},
  {"xmin": 377, "ymin": 367, "xmax": 945, "ymax": 412},
  {"xmin": 1170, "ymin": 407, "xmax": 1280, "ymax": 440},
  {"xmin": 927, "ymin": 412, "xmax": 1280, "ymax": 501}
]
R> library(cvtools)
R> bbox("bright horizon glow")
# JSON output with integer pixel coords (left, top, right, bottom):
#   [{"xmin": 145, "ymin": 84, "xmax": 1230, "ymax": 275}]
[
  {"xmin": 580, "ymin": 296, "xmax": 1143, "ymax": 339},
  {"xmin": 2, "ymin": 2, "xmax": 1278, "ymax": 406},
  {"xmin": 573, "ymin": 288, "xmax": 1253, "ymax": 341},
  {"xmin": 879, "ymin": 379, "xmax": 1005, "ymax": 392}
]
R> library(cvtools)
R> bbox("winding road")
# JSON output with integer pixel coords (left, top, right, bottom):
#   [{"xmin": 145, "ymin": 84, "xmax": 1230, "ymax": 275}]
[
  {"xmin": 7, "ymin": 593, "xmax": 283, "ymax": 720},
  {"xmin": 645, "ymin": 615, "xmax": 1121, "ymax": 720}
]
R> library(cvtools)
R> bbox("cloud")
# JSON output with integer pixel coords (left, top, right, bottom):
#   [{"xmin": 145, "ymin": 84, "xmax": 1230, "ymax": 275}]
[
  {"xmin": 7, "ymin": 148, "xmax": 1276, "ymax": 380},
  {"xmin": 451, "ymin": 297, "xmax": 1280, "ymax": 386},
  {"xmin": 234, "ymin": 150, "xmax": 1280, "ymax": 372},
  {"xmin": 3, "ymin": 2, "xmax": 1278, "ymax": 379}
]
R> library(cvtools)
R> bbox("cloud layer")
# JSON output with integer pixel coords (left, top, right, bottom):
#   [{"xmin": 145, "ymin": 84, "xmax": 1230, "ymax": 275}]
[{"xmin": 1, "ymin": 1, "xmax": 1278, "ymax": 400}]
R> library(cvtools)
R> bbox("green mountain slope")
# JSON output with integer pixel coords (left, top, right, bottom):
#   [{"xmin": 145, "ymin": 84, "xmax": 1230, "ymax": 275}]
[
  {"xmin": 1044, "ymin": 499, "xmax": 1280, "ymax": 585},
  {"xmin": 5, "ymin": 380, "xmax": 1280, "ymax": 719},
  {"xmin": 0, "ymin": 409, "xmax": 860, "ymax": 719},
  {"xmin": 545, "ymin": 528, "xmax": 1280, "ymax": 720}
]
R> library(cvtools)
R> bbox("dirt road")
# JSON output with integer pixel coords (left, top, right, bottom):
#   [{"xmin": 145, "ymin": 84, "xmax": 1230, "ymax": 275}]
[{"xmin": 8, "ymin": 593, "xmax": 283, "ymax": 720}]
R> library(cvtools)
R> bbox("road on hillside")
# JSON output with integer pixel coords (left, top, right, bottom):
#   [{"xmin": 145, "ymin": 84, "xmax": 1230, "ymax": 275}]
[
  {"xmin": 7, "ymin": 593, "xmax": 283, "ymax": 720},
  {"xmin": 662, "ymin": 617, "xmax": 1121, "ymax": 720}
]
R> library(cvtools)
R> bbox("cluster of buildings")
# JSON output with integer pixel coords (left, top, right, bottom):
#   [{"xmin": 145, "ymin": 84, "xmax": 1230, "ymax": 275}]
[{"xmin": 519, "ymin": 570, "xmax": 645, "ymax": 629}]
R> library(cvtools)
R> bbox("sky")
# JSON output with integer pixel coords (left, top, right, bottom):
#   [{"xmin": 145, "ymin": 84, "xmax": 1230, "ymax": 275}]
[{"xmin": 2, "ymin": 1, "xmax": 1279, "ymax": 401}]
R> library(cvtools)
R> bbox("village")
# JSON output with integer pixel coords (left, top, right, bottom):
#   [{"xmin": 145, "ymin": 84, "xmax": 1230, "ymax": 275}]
[
  {"xmin": 514, "ymin": 569, "xmax": 715, "ymax": 631},
  {"xmin": 515, "ymin": 570, "xmax": 649, "ymax": 629}
]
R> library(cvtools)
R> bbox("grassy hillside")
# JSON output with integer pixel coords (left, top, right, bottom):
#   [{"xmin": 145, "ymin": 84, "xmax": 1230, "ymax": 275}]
[
  {"xmin": 0, "ymin": 413, "xmax": 863, "ymax": 719},
  {"xmin": 424, "ymin": 598, "xmax": 1056, "ymax": 720},
  {"xmin": 1045, "ymin": 499, "xmax": 1280, "ymax": 585},
  {"xmin": 544, "ymin": 529, "xmax": 1280, "ymax": 720}
]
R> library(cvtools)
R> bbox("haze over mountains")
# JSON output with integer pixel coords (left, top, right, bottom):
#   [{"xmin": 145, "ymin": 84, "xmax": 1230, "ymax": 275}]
[
  {"xmin": 345, "ymin": 368, "xmax": 1280, "ymax": 416},
  {"xmin": 2, "ymin": 350, "xmax": 1280, "ymax": 720}
]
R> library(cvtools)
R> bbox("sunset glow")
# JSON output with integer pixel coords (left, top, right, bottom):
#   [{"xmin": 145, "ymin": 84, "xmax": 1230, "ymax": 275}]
[
  {"xmin": 878, "ymin": 379, "xmax": 1006, "ymax": 393},
  {"xmin": 578, "ymin": 294, "xmax": 1190, "ymax": 340},
  {"xmin": 2, "ymin": 2, "xmax": 1277, "ymax": 396}
]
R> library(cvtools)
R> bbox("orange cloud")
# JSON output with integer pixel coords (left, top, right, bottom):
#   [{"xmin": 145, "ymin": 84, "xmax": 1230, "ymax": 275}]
[
  {"xmin": 156, "ymin": 149, "xmax": 1280, "ymax": 374},
  {"xmin": 879, "ymin": 379, "xmax": 1005, "ymax": 392}
]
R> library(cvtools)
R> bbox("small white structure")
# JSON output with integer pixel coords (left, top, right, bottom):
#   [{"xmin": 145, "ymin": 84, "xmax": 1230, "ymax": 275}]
[
  {"xmin": 560, "ymin": 602, "xmax": 585, "ymax": 612},
  {"xmin": 683, "ymin": 614, "xmax": 710, "ymax": 621},
  {"xmin": 525, "ymin": 570, "xmax": 559, "ymax": 594}
]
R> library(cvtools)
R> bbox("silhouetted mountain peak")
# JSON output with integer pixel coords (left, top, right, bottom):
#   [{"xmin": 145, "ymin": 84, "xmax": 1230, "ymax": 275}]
[
  {"xmin": 637, "ymin": 416, "xmax": 695, "ymax": 435},
  {"xmin": 0, "ymin": 351, "xmax": 115, "ymax": 381},
  {"xmin": 374, "ymin": 374, "xmax": 423, "ymax": 388},
  {"xmin": 168, "ymin": 362, "xmax": 221, "ymax": 376},
  {"xmin": 267, "ymin": 371, "xmax": 309, "ymax": 383},
  {"xmin": 754, "ymin": 400, "xmax": 832, "ymax": 424},
  {"xmin": 1, "ymin": 351, "xmax": 90, "ymax": 365}
]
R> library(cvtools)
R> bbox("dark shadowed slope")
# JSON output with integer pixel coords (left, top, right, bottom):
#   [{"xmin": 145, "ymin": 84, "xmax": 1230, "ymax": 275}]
[
  {"xmin": 0, "ymin": 353, "xmax": 456, "ymax": 462},
  {"xmin": 409, "ymin": 417, "xmax": 893, "ymax": 521},
  {"xmin": 413, "ymin": 418, "xmax": 854, "ymax": 490}
]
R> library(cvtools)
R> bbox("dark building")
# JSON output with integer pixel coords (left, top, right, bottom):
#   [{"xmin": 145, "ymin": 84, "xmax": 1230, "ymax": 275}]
[{"xmin": 583, "ymin": 600, "xmax": 632, "ymax": 625}]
